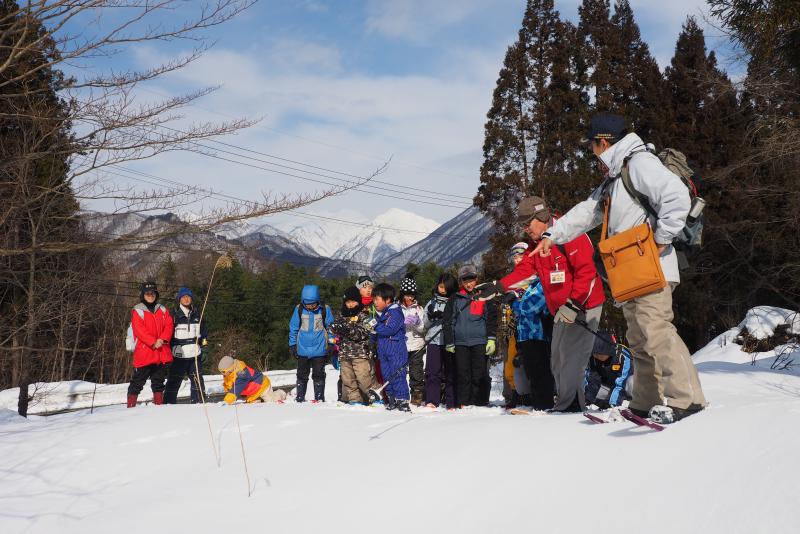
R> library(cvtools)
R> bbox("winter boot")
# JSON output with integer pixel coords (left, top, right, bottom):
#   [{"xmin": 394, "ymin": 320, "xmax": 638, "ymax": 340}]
[
  {"xmin": 396, "ymin": 399, "xmax": 411, "ymax": 412},
  {"xmin": 127, "ymin": 394, "xmax": 138, "ymax": 408},
  {"xmin": 410, "ymin": 390, "xmax": 424, "ymax": 406},
  {"xmin": 313, "ymin": 380, "xmax": 325, "ymax": 403},
  {"xmin": 296, "ymin": 381, "xmax": 308, "ymax": 403},
  {"xmin": 384, "ymin": 396, "xmax": 397, "ymax": 411},
  {"xmin": 153, "ymin": 391, "xmax": 164, "ymax": 405}
]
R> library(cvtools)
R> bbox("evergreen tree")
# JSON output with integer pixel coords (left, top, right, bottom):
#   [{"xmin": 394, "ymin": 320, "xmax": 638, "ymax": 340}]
[
  {"xmin": 475, "ymin": 39, "xmax": 532, "ymax": 276},
  {"xmin": 0, "ymin": 0, "xmax": 78, "ymax": 415},
  {"xmin": 607, "ymin": 0, "xmax": 668, "ymax": 143},
  {"xmin": 476, "ymin": 0, "xmax": 574, "ymax": 276}
]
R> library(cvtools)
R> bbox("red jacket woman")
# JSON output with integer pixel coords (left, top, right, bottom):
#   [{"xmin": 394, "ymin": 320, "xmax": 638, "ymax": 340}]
[{"xmin": 127, "ymin": 282, "xmax": 174, "ymax": 407}]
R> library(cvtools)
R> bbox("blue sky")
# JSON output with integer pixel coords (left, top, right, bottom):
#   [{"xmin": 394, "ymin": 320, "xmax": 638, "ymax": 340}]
[{"xmin": 79, "ymin": 0, "xmax": 732, "ymax": 228}]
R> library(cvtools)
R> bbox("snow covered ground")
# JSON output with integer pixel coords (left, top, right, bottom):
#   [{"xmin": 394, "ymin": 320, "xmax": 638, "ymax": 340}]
[{"xmin": 2, "ymin": 311, "xmax": 800, "ymax": 533}]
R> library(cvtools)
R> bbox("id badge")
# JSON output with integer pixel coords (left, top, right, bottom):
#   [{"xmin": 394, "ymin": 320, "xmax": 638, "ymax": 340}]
[{"xmin": 550, "ymin": 270, "xmax": 566, "ymax": 284}]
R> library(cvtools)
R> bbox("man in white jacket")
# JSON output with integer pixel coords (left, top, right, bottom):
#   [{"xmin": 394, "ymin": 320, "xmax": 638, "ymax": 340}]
[{"xmin": 531, "ymin": 113, "xmax": 706, "ymax": 423}]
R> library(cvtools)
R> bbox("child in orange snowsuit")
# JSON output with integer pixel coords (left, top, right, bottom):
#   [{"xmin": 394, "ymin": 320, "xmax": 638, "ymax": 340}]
[{"xmin": 217, "ymin": 356, "xmax": 287, "ymax": 404}]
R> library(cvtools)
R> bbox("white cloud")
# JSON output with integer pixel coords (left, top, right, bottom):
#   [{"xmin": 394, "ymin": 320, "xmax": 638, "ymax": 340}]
[{"xmin": 364, "ymin": 0, "xmax": 489, "ymax": 43}]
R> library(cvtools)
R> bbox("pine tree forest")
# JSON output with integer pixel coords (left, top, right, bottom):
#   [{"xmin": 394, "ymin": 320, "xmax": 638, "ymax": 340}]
[{"xmin": 477, "ymin": 0, "xmax": 800, "ymax": 350}]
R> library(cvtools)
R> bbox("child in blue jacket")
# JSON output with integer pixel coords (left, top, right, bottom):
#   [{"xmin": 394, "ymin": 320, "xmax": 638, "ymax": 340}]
[
  {"xmin": 584, "ymin": 331, "xmax": 633, "ymax": 408},
  {"xmin": 371, "ymin": 282, "xmax": 410, "ymax": 412},
  {"xmin": 289, "ymin": 285, "xmax": 334, "ymax": 402}
]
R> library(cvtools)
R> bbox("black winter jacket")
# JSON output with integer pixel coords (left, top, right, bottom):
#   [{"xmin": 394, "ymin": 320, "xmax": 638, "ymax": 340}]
[{"xmin": 443, "ymin": 289, "xmax": 498, "ymax": 347}]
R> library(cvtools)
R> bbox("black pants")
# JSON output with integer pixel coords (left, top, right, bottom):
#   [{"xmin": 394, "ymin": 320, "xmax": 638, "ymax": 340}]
[
  {"xmin": 128, "ymin": 363, "xmax": 169, "ymax": 396},
  {"xmin": 408, "ymin": 347, "xmax": 425, "ymax": 394},
  {"xmin": 297, "ymin": 356, "xmax": 326, "ymax": 383},
  {"xmin": 518, "ymin": 339, "xmax": 555, "ymax": 410},
  {"xmin": 164, "ymin": 357, "xmax": 206, "ymax": 404},
  {"xmin": 454, "ymin": 345, "xmax": 488, "ymax": 407}
]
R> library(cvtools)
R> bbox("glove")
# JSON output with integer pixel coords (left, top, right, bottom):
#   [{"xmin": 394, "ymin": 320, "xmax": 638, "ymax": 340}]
[
  {"xmin": 445, "ymin": 345, "xmax": 456, "ymax": 354},
  {"xmin": 475, "ymin": 281, "xmax": 503, "ymax": 301},
  {"xmin": 556, "ymin": 299, "xmax": 584, "ymax": 324},
  {"xmin": 428, "ymin": 309, "xmax": 444, "ymax": 320},
  {"xmin": 364, "ymin": 318, "xmax": 378, "ymax": 333},
  {"xmin": 502, "ymin": 290, "xmax": 520, "ymax": 304},
  {"xmin": 404, "ymin": 314, "xmax": 420, "ymax": 326},
  {"xmin": 224, "ymin": 393, "xmax": 237, "ymax": 405},
  {"xmin": 485, "ymin": 339, "xmax": 496, "ymax": 356},
  {"xmin": 512, "ymin": 355, "xmax": 521, "ymax": 368},
  {"xmin": 289, "ymin": 345, "xmax": 297, "ymax": 357}
]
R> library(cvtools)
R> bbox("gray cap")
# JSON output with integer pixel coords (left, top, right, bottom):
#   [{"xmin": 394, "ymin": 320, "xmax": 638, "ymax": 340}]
[
  {"xmin": 457, "ymin": 263, "xmax": 479, "ymax": 280},
  {"xmin": 515, "ymin": 196, "xmax": 551, "ymax": 225},
  {"xmin": 218, "ymin": 356, "xmax": 235, "ymax": 373}
]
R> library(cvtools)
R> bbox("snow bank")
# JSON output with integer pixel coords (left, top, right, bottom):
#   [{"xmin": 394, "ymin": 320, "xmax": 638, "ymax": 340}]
[
  {"xmin": 3, "ymin": 311, "xmax": 800, "ymax": 533},
  {"xmin": 692, "ymin": 306, "xmax": 800, "ymax": 374},
  {"xmin": 737, "ymin": 305, "xmax": 800, "ymax": 339},
  {"xmin": 2, "ymin": 359, "xmax": 800, "ymax": 533},
  {"xmin": 0, "ymin": 370, "xmax": 297, "ymax": 414}
]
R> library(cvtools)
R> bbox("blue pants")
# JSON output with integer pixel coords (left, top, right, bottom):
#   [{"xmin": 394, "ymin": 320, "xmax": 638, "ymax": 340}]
[{"xmin": 378, "ymin": 350, "xmax": 409, "ymax": 401}]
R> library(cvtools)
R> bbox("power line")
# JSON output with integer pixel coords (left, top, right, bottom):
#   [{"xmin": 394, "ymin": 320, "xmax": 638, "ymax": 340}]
[
  {"xmin": 135, "ymin": 85, "xmax": 478, "ymax": 191},
  {"xmin": 90, "ymin": 162, "xmax": 489, "ymax": 240}
]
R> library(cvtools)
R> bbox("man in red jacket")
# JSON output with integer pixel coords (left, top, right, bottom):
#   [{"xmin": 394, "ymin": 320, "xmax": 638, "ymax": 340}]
[
  {"xmin": 128, "ymin": 282, "xmax": 174, "ymax": 407},
  {"xmin": 481, "ymin": 196, "xmax": 605, "ymax": 412}
]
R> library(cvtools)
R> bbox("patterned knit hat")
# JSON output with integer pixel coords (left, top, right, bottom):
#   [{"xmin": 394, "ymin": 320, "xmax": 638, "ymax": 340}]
[
  {"xmin": 508, "ymin": 241, "xmax": 529, "ymax": 259},
  {"xmin": 399, "ymin": 274, "xmax": 417, "ymax": 297},
  {"xmin": 355, "ymin": 275, "xmax": 374, "ymax": 289}
]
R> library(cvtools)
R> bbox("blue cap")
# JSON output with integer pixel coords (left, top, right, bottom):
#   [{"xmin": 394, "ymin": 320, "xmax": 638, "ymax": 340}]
[
  {"xmin": 176, "ymin": 287, "xmax": 194, "ymax": 301},
  {"xmin": 586, "ymin": 113, "xmax": 627, "ymax": 142}
]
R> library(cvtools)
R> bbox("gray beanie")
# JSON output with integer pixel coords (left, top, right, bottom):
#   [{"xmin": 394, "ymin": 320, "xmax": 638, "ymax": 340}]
[
  {"xmin": 218, "ymin": 356, "xmax": 236, "ymax": 373},
  {"xmin": 457, "ymin": 263, "xmax": 479, "ymax": 280}
]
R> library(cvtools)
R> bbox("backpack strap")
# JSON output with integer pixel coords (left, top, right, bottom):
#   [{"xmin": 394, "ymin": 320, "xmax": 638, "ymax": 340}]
[
  {"xmin": 620, "ymin": 152, "xmax": 658, "ymax": 220},
  {"xmin": 297, "ymin": 303, "xmax": 328, "ymax": 328}
]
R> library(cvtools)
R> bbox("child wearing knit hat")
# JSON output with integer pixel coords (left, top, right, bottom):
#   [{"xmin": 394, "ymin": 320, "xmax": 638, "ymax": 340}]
[
  {"xmin": 399, "ymin": 273, "xmax": 426, "ymax": 406},
  {"xmin": 218, "ymin": 356, "xmax": 287, "ymax": 404},
  {"xmin": 328, "ymin": 286, "xmax": 376, "ymax": 404}
]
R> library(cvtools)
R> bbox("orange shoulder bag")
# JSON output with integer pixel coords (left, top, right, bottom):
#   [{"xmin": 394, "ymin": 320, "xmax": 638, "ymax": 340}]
[{"xmin": 596, "ymin": 192, "xmax": 666, "ymax": 302}]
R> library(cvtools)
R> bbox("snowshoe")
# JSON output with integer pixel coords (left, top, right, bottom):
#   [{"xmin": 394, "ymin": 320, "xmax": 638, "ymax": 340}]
[
  {"xmin": 367, "ymin": 388, "xmax": 383, "ymax": 405},
  {"xmin": 396, "ymin": 399, "xmax": 411, "ymax": 412},
  {"xmin": 649, "ymin": 404, "xmax": 704, "ymax": 425},
  {"xmin": 424, "ymin": 403, "xmax": 438, "ymax": 409}
]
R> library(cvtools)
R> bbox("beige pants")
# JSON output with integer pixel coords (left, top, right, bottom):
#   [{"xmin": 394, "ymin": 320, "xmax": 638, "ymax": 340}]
[
  {"xmin": 340, "ymin": 358, "xmax": 373, "ymax": 403},
  {"xmin": 259, "ymin": 385, "xmax": 287, "ymax": 403},
  {"xmin": 622, "ymin": 284, "xmax": 706, "ymax": 411}
]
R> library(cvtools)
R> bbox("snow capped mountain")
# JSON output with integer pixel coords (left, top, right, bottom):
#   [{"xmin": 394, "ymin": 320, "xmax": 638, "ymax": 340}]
[
  {"xmin": 375, "ymin": 206, "xmax": 494, "ymax": 276},
  {"xmin": 279, "ymin": 219, "xmax": 363, "ymax": 258},
  {"xmin": 275, "ymin": 208, "xmax": 441, "ymax": 274},
  {"xmin": 82, "ymin": 207, "xmax": 484, "ymax": 277},
  {"xmin": 330, "ymin": 208, "xmax": 440, "ymax": 267}
]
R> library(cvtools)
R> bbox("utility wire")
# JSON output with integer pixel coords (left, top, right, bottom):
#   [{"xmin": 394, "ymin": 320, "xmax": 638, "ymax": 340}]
[
  {"xmin": 135, "ymin": 85, "xmax": 477, "ymax": 192},
  {"xmin": 89, "ymin": 162, "xmax": 489, "ymax": 239}
]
